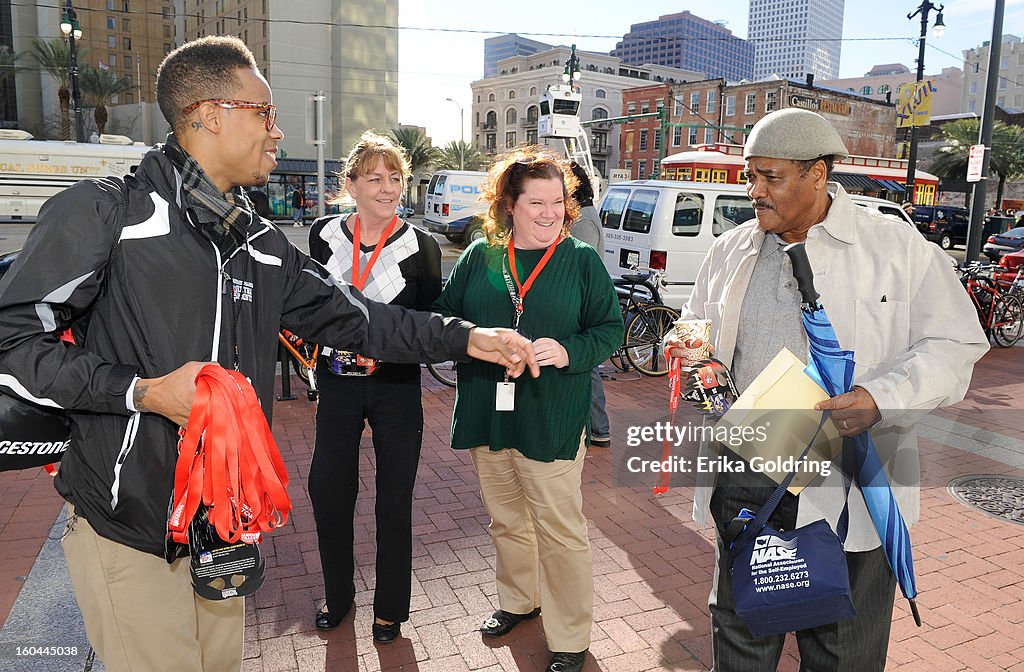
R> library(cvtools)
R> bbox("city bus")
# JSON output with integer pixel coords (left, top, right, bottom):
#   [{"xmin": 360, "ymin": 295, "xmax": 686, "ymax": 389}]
[{"xmin": 0, "ymin": 129, "xmax": 151, "ymax": 222}]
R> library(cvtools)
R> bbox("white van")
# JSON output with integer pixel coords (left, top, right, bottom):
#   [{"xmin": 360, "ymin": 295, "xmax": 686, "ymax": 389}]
[
  {"xmin": 600, "ymin": 180, "xmax": 914, "ymax": 307},
  {"xmin": 422, "ymin": 170, "xmax": 488, "ymax": 243}
]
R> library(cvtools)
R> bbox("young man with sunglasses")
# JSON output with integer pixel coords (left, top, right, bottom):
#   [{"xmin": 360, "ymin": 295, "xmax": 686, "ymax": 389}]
[{"xmin": 0, "ymin": 36, "xmax": 537, "ymax": 672}]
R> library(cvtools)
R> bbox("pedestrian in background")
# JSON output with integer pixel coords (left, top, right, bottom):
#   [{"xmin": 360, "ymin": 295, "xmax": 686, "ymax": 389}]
[
  {"xmin": 292, "ymin": 185, "xmax": 305, "ymax": 226},
  {"xmin": 433, "ymin": 148, "xmax": 622, "ymax": 672},
  {"xmin": 567, "ymin": 160, "xmax": 612, "ymax": 448},
  {"xmin": 306, "ymin": 131, "xmax": 441, "ymax": 643}
]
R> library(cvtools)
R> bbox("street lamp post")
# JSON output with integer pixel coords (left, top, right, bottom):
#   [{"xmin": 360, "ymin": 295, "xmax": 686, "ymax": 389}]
[
  {"xmin": 903, "ymin": 0, "xmax": 945, "ymax": 203},
  {"xmin": 562, "ymin": 44, "xmax": 582, "ymax": 90},
  {"xmin": 445, "ymin": 97, "xmax": 464, "ymax": 170},
  {"xmin": 59, "ymin": 0, "xmax": 85, "ymax": 143}
]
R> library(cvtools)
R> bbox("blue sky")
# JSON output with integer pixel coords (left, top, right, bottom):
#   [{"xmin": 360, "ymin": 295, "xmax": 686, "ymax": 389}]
[{"xmin": 398, "ymin": 0, "xmax": 1022, "ymax": 145}]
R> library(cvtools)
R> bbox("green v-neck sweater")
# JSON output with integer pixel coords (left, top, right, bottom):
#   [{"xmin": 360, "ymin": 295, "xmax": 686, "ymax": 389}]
[{"xmin": 433, "ymin": 237, "xmax": 623, "ymax": 462}]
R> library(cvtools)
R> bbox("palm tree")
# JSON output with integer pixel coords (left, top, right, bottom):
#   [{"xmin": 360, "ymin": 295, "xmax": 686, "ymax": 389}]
[
  {"xmin": 0, "ymin": 44, "xmax": 19, "ymax": 87},
  {"xmin": 930, "ymin": 119, "xmax": 1024, "ymax": 209},
  {"xmin": 30, "ymin": 38, "xmax": 81, "ymax": 140},
  {"xmin": 391, "ymin": 127, "xmax": 440, "ymax": 208},
  {"xmin": 80, "ymin": 65, "xmax": 134, "ymax": 135},
  {"xmin": 435, "ymin": 140, "xmax": 490, "ymax": 171}
]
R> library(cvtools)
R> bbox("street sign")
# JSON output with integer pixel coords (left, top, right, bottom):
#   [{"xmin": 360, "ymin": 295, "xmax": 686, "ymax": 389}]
[{"xmin": 967, "ymin": 144, "xmax": 986, "ymax": 183}]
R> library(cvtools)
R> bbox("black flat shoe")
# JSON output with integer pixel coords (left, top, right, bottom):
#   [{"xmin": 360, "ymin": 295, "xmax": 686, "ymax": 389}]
[
  {"xmin": 479, "ymin": 607, "xmax": 541, "ymax": 637},
  {"xmin": 546, "ymin": 650, "xmax": 587, "ymax": 672},
  {"xmin": 372, "ymin": 621, "xmax": 401, "ymax": 643},
  {"xmin": 314, "ymin": 603, "xmax": 352, "ymax": 631}
]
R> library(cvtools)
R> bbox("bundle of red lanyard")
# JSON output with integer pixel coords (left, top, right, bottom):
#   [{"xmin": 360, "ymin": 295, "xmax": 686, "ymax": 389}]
[{"xmin": 168, "ymin": 365, "xmax": 291, "ymax": 545}]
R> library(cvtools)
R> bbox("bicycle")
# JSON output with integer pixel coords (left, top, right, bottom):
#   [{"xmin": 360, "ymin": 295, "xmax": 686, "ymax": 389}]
[
  {"xmin": 424, "ymin": 360, "xmax": 456, "ymax": 387},
  {"xmin": 959, "ymin": 262, "xmax": 1024, "ymax": 348},
  {"xmin": 278, "ymin": 329, "xmax": 320, "ymax": 401},
  {"xmin": 612, "ymin": 269, "xmax": 681, "ymax": 376}
]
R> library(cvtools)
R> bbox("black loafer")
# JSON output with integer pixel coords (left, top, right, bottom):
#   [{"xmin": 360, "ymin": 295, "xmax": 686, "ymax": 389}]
[
  {"xmin": 314, "ymin": 603, "xmax": 352, "ymax": 631},
  {"xmin": 547, "ymin": 650, "xmax": 587, "ymax": 672},
  {"xmin": 479, "ymin": 607, "xmax": 541, "ymax": 637},
  {"xmin": 372, "ymin": 621, "xmax": 401, "ymax": 643}
]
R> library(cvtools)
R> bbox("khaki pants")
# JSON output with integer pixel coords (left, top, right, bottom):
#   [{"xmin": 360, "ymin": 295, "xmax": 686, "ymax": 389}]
[
  {"xmin": 470, "ymin": 441, "xmax": 592, "ymax": 653},
  {"xmin": 62, "ymin": 505, "xmax": 244, "ymax": 672}
]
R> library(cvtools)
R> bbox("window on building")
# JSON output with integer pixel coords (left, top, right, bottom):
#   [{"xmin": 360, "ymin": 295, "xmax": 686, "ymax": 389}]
[
  {"xmin": 486, "ymin": 134, "xmax": 496, "ymax": 150},
  {"xmin": 506, "ymin": 132, "xmax": 516, "ymax": 148},
  {"xmin": 488, "ymin": 93, "xmax": 495, "ymax": 102},
  {"xmin": 163, "ymin": 24, "xmax": 171, "ymax": 37},
  {"xmin": 530, "ymin": 86, "xmax": 537, "ymax": 95},
  {"xmin": 674, "ymin": 96, "xmax": 683, "ymax": 115},
  {"xmin": 627, "ymin": 102, "xmax": 636, "ymax": 113},
  {"xmin": 860, "ymin": 85, "xmax": 873, "ymax": 95},
  {"xmin": 108, "ymin": 35, "xmax": 117, "ymax": 48},
  {"xmin": 596, "ymin": 89, "xmax": 606, "ymax": 98},
  {"xmin": 688, "ymin": 127, "xmax": 698, "ymax": 145},
  {"xmin": 878, "ymin": 84, "xmax": 891, "ymax": 95},
  {"xmin": 998, "ymin": 96, "xmax": 1006, "ymax": 107},
  {"xmin": 968, "ymin": 100, "xmax": 976, "ymax": 113},
  {"xmin": 999, "ymin": 77, "xmax": 1007, "ymax": 90},
  {"xmin": 676, "ymin": 168, "xmax": 692, "ymax": 181},
  {"xmin": 711, "ymin": 169, "xmax": 727, "ymax": 183},
  {"xmin": 109, "ymin": 53, "xmax": 117, "ymax": 67},
  {"xmin": 123, "ymin": 0, "xmax": 129, "ymax": 11},
  {"xmin": 639, "ymin": 129, "xmax": 648, "ymax": 150},
  {"xmin": 725, "ymin": 95, "xmax": 736, "ymax": 116},
  {"xmin": 654, "ymin": 129, "xmax": 662, "ymax": 150},
  {"xmin": 122, "ymin": 18, "xmax": 130, "ymax": 31},
  {"xmin": 969, "ymin": 82, "xmax": 978, "ymax": 95},
  {"xmin": 506, "ymin": 108, "xmax": 517, "ymax": 124},
  {"xmin": 526, "ymin": 129, "xmax": 538, "ymax": 144},
  {"xmin": 163, "ymin": 5, "xmax": 172, "ymax": 19},
  {"xmin": 638, "ymin": 161, "xmax": 647, "ymax": 179},
  {"xmin": 690, "ymin": 91, "xmax": 700, "ymax": 113},
  {"xmin": 107, "ymin": 0, "xmax": 115, "ymax": 8},
  {"xmin": 672, "ymin": 126, "xmax": 682, "ymax": 146},
  {"xmin": 707, "ymin": 90, "xmax": 717, "ymax": 113},
  {"xmin": 1019, "ymin": 53, "xmax": 1024, "ymax": 66},
  {"xmin": 1000, "ymin": 56, "xmax": 1008, "ymax": 69},
  {"xmin": 508, "ymin": 90, "xmax": 516, "ymax": 99},
  {"xmin": 624, "ymin": 130, "xmax": 634, "ymax": 153},
  {"xmin": 745, "ymin": 93, "xmax": 756, "ymax": 114},
  {"xmin": 705, "ymin": 127, "xmax": 714, "ymax": 144},
  {"xmin": 641, "ymin": 101, "xmax": 650, "ymax": 113},
  {"xmin": 623, "ymin": 160, "xmax": 633, "ymax": 177},
  {"xmin": 526, "ymin": 105, "xmax": 539, "ymax": 123},
  {"xmin": 107, "ymin": 16, "xmax": 115, "ymax": 29},
  {"xmin": 694, "ymin": 168, "xmax": 710, "ymax": 182},
  {"xmin": 743, "ymin": 122, "xmax": 755, "ymax": 143},
  {"xmin": 485, "ymin": 111, "xmax": 496, "ymax": 128},
  {"xmin": 765, "ymin": 91, "xmax": 777, "ymax": 112}
]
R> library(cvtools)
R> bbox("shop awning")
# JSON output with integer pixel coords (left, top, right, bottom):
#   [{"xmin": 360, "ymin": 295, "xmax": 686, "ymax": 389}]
[
  {"xmin": 833, "ymin": 173, "xmax": 888, "ymax": 192},
  {"xmin": 878, "ymin": 179, "xmax": 906, "ymax": 192}
]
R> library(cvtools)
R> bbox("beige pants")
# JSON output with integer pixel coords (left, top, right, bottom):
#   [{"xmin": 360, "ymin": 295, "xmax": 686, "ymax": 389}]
[
  {"xmin": 62, "ymin": 505, "xmax": 244, "ymax": 672},
  {"xmin": 470, "ymin": 441, "xmax": 592, "ymax": 653}
]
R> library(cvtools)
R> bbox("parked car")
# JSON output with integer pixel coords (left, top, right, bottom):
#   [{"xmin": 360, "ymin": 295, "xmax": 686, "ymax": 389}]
[
  {"xmin": 851, "ymin": 195, "xmax": 915, "ymax": 226},
  {"xmin": 994, "ymin": 248, "xmax": 1024, "ymax": 292},
  {"xmin": 984, "ymin": 226, "xmax": 1024, "ymax": 261},
  {"xmin": 911, "ymin": 205, "xmax": 970, "ymax": 250},
  {"xmin": 0, "ymin": 249, "xmax": 17, "ymax": 279}
]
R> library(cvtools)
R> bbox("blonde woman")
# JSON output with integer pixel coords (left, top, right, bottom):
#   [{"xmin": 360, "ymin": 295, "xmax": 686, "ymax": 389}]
[{"xmin": 307, "ymin": 131, "xmax": 441, "ymax": 643}]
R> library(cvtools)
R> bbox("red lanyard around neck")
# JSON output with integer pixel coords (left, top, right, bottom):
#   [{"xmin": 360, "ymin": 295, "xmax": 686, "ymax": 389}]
[
  {"xmin": 351, "ymin": 214, "xmax": 399, "ymax": 291},
  {"xmin": 506, "ymin": 237, "xmax": 560, "ymax": 310}
]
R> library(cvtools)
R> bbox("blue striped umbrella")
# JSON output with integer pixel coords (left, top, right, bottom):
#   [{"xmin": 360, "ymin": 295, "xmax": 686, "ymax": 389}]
[{"xmin": 783, "ymin": 242, "xmax": 921, "ymax": 627}]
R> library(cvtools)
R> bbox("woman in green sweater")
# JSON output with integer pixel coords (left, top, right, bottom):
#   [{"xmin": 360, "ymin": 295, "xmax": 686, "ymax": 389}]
[{"xmin": 433, "ymin": 149, "xmax": 622, "ymax": 672}]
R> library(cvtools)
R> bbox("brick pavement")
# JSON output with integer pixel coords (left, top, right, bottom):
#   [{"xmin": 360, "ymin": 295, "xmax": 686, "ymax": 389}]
[{"xmin": 1, "ymin": 347, "xmax": 1024, "ymax": 671}]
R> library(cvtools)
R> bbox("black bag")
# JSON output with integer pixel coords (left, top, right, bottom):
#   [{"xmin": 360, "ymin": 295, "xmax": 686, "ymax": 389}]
[{"xmin": 0, "ymin": 178, "xmax": 129, "ymax": 472}]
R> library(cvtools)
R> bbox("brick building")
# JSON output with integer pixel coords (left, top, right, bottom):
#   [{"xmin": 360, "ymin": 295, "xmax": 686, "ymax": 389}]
[{"xmin": 620, "ymin": 77, "xmax": 897, "ymax": 178}]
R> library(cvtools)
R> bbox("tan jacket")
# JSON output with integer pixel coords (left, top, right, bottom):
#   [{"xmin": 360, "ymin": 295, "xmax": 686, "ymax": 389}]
[{"xmin": 679, "ymin": 185, "xmax": 988, "ymax": 550}]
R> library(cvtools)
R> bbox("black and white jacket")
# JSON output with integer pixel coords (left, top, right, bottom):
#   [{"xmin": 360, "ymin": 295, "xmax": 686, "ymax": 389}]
[
  {"xmin": 308, "ymin": 213, "xmax": 442, "ymax": 381},
  {"xmin": 0, "ymin": 147, "xmax": 471, "ymax": 556}
]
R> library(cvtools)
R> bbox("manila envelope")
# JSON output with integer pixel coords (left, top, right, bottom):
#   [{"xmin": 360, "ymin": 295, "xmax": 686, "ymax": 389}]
[{"xmin": 716, "ymin": 348, "xmax": 842, "ymax": 494}]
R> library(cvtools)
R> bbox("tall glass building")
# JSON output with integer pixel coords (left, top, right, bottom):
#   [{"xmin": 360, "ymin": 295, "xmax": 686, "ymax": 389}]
[
  {"xmin": 484, "ymin": 34, "xmax": 553, "ymax": 78},
  {"xmin": 748, "ymin": 0, "xmax": 845, "ymax": 80},
  {"xmin": 609, "ymin": 11, "xmax": 754, "ymax": 82}
]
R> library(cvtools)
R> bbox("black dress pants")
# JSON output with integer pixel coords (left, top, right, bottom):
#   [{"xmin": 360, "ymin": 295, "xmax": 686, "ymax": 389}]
[
  {"xmin": 708, "ymin": 457, "xmax": 898, "ymax": 672},
  {"xmin": 308, "ymin": 367, "xmax": 423, "ymax": 623}
]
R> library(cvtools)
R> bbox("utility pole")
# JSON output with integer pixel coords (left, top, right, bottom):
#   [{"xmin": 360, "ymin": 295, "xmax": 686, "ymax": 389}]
[
  {"xmin": 965, "ymin": 0, "xmax": 1005, "ymax": 262},
  {"xmin": 313, "ymin": 91, "xmax": 326, "ymax": 218},
  {"xmin": 445, "ymin": 97, "xmax": 464, "ymax": 170}
]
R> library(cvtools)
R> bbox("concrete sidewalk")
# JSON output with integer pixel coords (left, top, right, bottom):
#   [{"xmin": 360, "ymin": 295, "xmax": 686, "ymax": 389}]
[{"xmin": 1, "ymin": 346, "xmax": 1023, "ymax": 671}]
